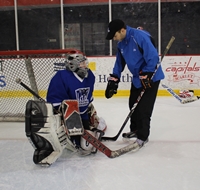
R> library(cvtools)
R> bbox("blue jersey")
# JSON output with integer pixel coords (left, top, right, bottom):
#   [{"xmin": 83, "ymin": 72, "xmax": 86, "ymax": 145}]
[
  {"xmin": 46, "ymin": 69, "xmax": 95, "ymax": 120},
  {"xmin": 113, "ymin": 25, "xmax": 165, "ymax": 88}
]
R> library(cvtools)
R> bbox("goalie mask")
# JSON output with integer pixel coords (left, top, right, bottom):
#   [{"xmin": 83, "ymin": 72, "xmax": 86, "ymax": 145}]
[{"xmin": 65, "ymin": 53, "xmax": 89, "ymax": 79}]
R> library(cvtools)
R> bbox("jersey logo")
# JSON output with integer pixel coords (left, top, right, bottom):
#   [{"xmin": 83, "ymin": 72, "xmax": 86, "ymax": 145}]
[{"xmin": 75, "ymin": 87, "xmax": 90, "ymax": 107}]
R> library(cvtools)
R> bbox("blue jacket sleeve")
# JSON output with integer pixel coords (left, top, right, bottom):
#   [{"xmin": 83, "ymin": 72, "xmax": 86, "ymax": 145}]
[
  {"xmin": 136, "ymin": 31, "xmax": 159, "ymax": 72},
  {"xmin": 112, "ymin": 49, "xmax": 126, "ymax": 78}
]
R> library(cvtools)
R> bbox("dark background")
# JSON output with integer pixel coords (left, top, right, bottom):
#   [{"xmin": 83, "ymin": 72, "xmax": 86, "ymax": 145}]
[{"xmin": 0, "ymin": 2, "xmax": 199, "ymax": 55}]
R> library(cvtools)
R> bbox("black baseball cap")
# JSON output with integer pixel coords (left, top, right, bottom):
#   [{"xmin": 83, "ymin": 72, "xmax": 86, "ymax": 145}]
[{"xmin": 106, "ymin": 19, "xmax": 125, "ymax": 40}]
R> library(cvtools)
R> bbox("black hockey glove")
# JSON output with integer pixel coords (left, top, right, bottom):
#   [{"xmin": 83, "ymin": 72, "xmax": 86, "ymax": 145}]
[
  {"xmin": 105, "ymin": 74, "xmax": 120, "ymax": 99},
  {"xmin": 139, "ymin": 72, "xmax": 154, "ymax": 89}
]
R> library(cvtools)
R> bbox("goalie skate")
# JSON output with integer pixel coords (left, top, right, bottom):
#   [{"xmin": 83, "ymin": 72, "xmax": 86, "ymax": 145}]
[{"xmin": 61, "ymin": 100, "xmax": 84, "ymax": 136}]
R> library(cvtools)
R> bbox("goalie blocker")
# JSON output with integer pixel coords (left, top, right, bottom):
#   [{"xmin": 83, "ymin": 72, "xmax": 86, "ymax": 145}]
[{"xmin": 62, "ymin": 100, "xmax": 107, "ymax": 153}]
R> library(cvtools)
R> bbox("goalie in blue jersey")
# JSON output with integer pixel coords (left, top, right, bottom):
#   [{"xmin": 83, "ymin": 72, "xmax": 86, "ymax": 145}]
[
  {"xmin": 46, "ymin": 53, "xmax": 107, "ymax": 154},
  {"xmin": 25, "ymin": 52, "xmax": 107, "ymax": 166}
]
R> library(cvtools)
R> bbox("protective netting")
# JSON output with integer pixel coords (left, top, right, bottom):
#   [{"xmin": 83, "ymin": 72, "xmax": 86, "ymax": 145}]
[{"xmin": 0, "ymin": 49, "xmax": 82, "ymax": 121}]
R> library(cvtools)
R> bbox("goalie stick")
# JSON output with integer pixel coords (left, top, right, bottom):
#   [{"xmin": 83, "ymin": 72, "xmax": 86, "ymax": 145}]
[
  {"xmin": 102, "ymin": 36, "xmax": 176, "ymax": 141},
  {"xmin": 161, "ymin": 83, "xmax": 200, "ymax": 104},
  {"xmin": 16, "ymin": 78, "xmax": 45, "ymax": 102},
  {"xmin": 16, "ymin": 78, "xmax": 142, "ymax": 158}
]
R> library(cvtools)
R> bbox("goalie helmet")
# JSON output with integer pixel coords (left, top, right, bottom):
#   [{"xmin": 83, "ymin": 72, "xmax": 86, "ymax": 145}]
[{"xmin": 65, "ymin": 53, "xmax": 89, "ymax": 79}]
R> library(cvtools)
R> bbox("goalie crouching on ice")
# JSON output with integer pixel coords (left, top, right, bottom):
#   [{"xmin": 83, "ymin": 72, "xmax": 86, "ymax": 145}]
[{"xmin": 25, "ymin": 52, "xmax": 107, "ymax": 166}]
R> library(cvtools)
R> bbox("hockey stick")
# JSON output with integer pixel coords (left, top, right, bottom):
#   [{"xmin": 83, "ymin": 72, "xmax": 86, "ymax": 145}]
[
  {"xmin": 16, "ymin": 78, "xmax": 45, "ymax": 102},
  {"xmin": 16, "ymin": 78, "xmax": 142, "ymax": 158},
  {"xmin": 102, "ymin": 36, "xmax": 176, "ymax": 141},
  {"xmin": 161, "ymin": 83, "xmax": 200, "ymax": 104}
]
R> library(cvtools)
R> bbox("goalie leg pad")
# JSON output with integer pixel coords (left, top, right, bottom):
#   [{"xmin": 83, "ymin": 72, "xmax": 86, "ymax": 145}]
[
  {"xmin": 61, "ymin": 100, "xmax": 84, "ymax": 136},
  {"xmin": 25, "ymin": 100, "xmax": 68, "ymax": 166}
]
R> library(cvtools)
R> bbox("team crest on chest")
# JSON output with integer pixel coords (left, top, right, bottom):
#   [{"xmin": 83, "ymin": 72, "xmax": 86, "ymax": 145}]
[{"xmin": 75, "ymin": 87, "xmax": 90, "ymax": 107}]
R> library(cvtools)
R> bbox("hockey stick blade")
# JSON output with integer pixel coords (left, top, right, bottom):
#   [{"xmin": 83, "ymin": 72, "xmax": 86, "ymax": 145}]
[
  {"xmin": 102, "ymin": 90, "xmax": 146, "ymax": 141},
  {"xmin": 161, "ymin": 83, "xmax": 200, "ymax": 104},
  {"xmin": 102, "ymin": 36, "xmax": 175, "ymax": 142},
  {"xmin": 83, "ymin": 130, "xmax": 140, "ymax": 158},
  {"xmin": 16, "ymin": 79, "xmax": 139, "ymax": 158},
  {"xmin": 181, "ymin": 96, "xmax": 200, "ymax": 104},
  {"xmin": 161, "ymin": 83, "xmax": 183, "ymax": 103}
]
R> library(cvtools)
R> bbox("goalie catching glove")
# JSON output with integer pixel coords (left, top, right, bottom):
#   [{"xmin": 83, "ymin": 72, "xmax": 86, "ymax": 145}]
[
  {"xmin": 139, "ymin": 72, "xmax": 154, "ymax": 89},
  {"xmin": 105, "ymin": 74, "xmax": 120, "ymax": 99}
]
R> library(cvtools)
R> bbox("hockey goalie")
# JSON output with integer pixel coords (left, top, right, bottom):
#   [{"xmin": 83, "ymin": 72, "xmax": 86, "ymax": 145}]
[{"xmin": 25, "ymin": 52, "xmax": 107, "ymax": 166}]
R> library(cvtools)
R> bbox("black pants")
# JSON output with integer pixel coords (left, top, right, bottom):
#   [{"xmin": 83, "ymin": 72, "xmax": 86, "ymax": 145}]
[{"xmin": 129, "ymin": 81, "xmax": 160, "ymax": 141}]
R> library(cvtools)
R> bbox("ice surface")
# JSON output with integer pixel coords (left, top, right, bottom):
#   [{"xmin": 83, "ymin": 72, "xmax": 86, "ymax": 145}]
[{"xmin": 0, "ymin": 97, "xmax": 200, "ymax": 190}]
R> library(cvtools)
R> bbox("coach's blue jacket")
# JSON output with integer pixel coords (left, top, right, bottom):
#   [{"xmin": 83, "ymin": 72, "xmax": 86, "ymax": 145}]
[{"xmin": 113, "ymin": 25, "xmax": 165, "ymax": 88}]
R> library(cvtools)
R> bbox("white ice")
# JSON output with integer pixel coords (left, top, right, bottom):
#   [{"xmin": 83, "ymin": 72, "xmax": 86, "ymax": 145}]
[{"xmin": 0, "ymin": 97, "xmax": 200, "ymax": 190}]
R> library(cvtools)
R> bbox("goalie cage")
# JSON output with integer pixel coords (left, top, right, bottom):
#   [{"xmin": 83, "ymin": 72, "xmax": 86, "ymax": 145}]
[{"xmin": 0, "ymin": 49, "xmax": 83, "ymax": 122}]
